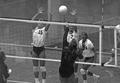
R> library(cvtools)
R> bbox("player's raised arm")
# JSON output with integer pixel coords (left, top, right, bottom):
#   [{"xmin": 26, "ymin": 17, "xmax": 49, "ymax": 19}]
[
  {"xmin": 45, "ymin": 13, "xmax": 52, "ymax": 31},
  {"xmin": 32, "ymin": 7, "xmax": 44, "ymax": 20},
  {"xmin": 63, "ymin": 23, "xmax": 69, "ymax": 49},
  {"xmin": 32, "ymin": 13, "xmax": 40, "ymax": 21}
]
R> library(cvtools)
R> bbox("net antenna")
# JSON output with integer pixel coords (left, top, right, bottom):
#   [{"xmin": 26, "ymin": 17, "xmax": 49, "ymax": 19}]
[
  {"xmin": 99, "ymin": 0, "xmax": 105, "ymax": 65},
  {"xmin": 114, "ymin": 22, "xmax": 118, "ymax": 66}
]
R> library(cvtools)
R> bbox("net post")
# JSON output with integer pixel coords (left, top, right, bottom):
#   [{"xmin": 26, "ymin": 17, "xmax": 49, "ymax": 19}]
[
  {"xmin": 114, "ymin": 28, "xmax": 118, "ymax": 66},
  {"xmin": 48, "ymin": 0, "xmax": 52, "ymax": 19},
  {"xmin": 99, "ymin": 25, "xmax": 103, "ymax": 65}
]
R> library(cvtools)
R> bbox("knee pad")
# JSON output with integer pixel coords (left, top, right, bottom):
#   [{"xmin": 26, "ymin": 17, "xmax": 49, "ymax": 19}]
[
  {"xmin": 33, "ymin": 66, "xmax": 39, "ymax": 72},
  {"xmin": 80, "ymin": 68, "xmax": 86, "ymax": 75},
  {"xmin": 40, "ymin": 66, "xmax": 46, "ymax": 72}
]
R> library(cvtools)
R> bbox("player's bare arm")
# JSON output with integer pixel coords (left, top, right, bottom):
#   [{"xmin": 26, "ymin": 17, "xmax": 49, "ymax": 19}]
[
  {"xmin": 45, "ymin": 13, "xmax": 52, "ymax": 31},
  {"xmin": 32, "ymin": 7, "xmax": 44, "ymax": 20}
]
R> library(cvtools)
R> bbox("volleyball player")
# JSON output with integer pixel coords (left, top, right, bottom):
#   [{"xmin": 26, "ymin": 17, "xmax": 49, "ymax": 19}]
[
  {"xmin": 31, "ymin": 7, "xmax": 52, "ymax": 83},
  {"xmin": 67, "ymin": 25, "xmax": 79, "ymax": 83},
  {"xmin": 59, "ymin": 25, "xmax": 83, "ymax": 83},
  {"xmin": 0, "ymin": 50, "xmax": 10, "ymax": 83},
  {"xmin": 78, "ymin": 32, "xmax": 100, "ymax": 83},
  {"xmin": 67, "ymin": 9, "xmax": 79, "ymax": 82}
]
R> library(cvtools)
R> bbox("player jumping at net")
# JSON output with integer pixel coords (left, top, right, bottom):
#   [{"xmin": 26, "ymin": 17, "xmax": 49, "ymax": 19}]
[
  {"xmin": 67, "ymin": 25, "xmax": 79, "ymax": 83},
  {"xmin": 59, "ymin": 25, "xmax": 83, "ymax": 83},
  {"xmin": 78, "ymin": 32, "xmax": 100, "ymax": 83},
  {"xmin": 66, "ymin": 9, "xmax": 79, "ymax": 83},
  {"xmin": 31, "ymin": 7, "xmax": 52, "ymax": 83}
]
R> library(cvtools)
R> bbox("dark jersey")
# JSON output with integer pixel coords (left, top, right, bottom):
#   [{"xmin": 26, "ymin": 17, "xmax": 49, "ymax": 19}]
[
  {"xmin": 62, "ymin": 26, "xmax": 69, "ymax": 49},
  {"xmin": 0, "ymin": 62, "xmax": 9, "ymax": 83},
  {"xmin": 59, "ymin": 47, "xmax": 78, "ymax": 78},
  {"xmin": 59, "ymin": 26, "xmax": 82, "ymax": 78}
]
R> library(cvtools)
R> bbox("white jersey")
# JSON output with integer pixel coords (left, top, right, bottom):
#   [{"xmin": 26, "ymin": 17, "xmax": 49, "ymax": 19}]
[
  {"xmin": 79, "ymin": 39, "xmax": 94, "ymax": 58},
  {"xmin": 67, "ymin": 31, "xmax": 78, "ymax": 43},
  {"xmin": 32, "ymin": 27, "xmax": 47, "ymax": 47}
]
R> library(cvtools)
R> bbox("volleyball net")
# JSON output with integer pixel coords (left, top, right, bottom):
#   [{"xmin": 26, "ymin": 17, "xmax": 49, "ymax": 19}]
[
  {"xmin": 0, "ymin": 0, "xmax": 120, "ymax": 67},
  {"xmin": 0, "ymin": 17, "xmax": 119, "ymax": 67}
]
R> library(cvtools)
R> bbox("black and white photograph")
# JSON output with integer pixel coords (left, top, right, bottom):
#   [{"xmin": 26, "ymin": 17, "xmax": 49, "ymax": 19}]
[{"xmin": 0, "ymin": 0, "xmax": 120, "ymax": 83}]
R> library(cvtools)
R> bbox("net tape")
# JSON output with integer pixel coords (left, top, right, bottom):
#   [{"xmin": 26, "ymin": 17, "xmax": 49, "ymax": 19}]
[
  {"xmin": 0, "ymin": 17, "xmax": 115, "ymax": 29},
  {"xmin": 8, "ymin": 80, "xmax": 32, "ymax": 83}
]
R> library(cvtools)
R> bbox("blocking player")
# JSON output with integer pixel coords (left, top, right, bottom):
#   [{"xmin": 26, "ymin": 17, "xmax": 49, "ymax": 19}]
[
  {"xmin": 78, "ymin": 32, "xmax": 100, "ymax": 83},
  {"xmin": 59, "ymin": 25, "xmax": 83, "ymax": 83},
  {"xmin": 31, "ymin": 7, "xmax": 52, "ymax": 83},
  {"xmin": 67, "ymin": 25, "xmax": 79, "ymax": 83},
  {"xmin": 65, "ymin": 9, "xmax": 79, "ymax": 82}
]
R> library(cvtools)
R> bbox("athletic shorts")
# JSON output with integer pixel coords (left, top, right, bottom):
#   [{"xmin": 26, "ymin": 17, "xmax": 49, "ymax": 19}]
[
  {"xmin": 82, "ymin": 56, "xmax": 94, "ymax": 70},
  {"xmin": 32, "ymin": 46, "xmax": 45, "ymax": 57}
]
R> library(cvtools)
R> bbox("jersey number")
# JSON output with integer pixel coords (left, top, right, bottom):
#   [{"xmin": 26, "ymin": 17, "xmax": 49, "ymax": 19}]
[{"xmin": 38, "ymin": 30, "xmax": 43, "ymax": 35}]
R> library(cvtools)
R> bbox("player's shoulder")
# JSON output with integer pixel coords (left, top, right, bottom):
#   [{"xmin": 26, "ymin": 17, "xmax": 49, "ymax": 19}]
[
  {"xmin": 79, "ymin": 39, "xmax": 83, "ymax": 43},
  {"xmin": 86, "ymin": 39, "xmax": 92, "ymax": 43},
  {"xmin": 86, "ymin": 39, "xmax": 94, "ymax": 47}
]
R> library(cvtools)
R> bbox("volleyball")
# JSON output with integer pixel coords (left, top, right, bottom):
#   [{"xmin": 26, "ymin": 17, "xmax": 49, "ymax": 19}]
[{"xmin": 59, "ymin": 5, "xmax": 68, "ymax": 15}]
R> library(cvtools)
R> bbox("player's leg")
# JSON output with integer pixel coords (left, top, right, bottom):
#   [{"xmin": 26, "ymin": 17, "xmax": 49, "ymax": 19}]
[
  {"xmin": 59, "ymin": 75, "xmax": 68, "ymax": 83},
  {"xmin": 80, "ymin": 57, "xmax": 95, "ymax": 83},
  {"xmin": 68, "ymin": 73, "xmax": 75, "ymax": 83},
  {"xmin": 31, "ymin": 47, "xmax": 40, "ymax": 83},
  {"xmin": 80, "ymin": 66, "xmax": 87, "ymax": 83},
  {"xmin": 81, "ymin": 66, "xmax": 99, "ymax": 83},
  {"xmin": 85, "ymin": 57, "xmax": 100, "ymax": 83},
  {"xmin": 39, "ymin": 47, "xmax": 46, "ymax": 83},
  {"xmin": 74, "ymin": 58, "xmax": 79, "ymax": 83}
]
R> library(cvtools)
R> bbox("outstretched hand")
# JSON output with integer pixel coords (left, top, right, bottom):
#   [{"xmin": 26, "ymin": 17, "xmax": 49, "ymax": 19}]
[
  {"xmin": 70, "ymin": 9, "xmax": 77, "ymax": 15},
  {"xmin": 38, "ymin": 7, "xmax": 44, "ymax": 14}
]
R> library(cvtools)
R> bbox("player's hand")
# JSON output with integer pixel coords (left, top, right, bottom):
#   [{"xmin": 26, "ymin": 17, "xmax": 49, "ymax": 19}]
[
  {"xmin": 70, "ymin": 9, "xmax": 77, "ymax": 15},
  {"xmin": 38, "ymin": 7, "xmax": 44, "ymax": 14},
  {"xmin": 65, "ymin": 22, "xmax": 69, "ymax": 27}
]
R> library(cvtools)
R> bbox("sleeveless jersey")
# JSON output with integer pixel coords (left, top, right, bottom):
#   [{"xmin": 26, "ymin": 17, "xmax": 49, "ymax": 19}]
[
  {"xmin": 32, "ymin": 27, "xmax": 47, "ymax": 47},
  {"xmin": 79, "ymin": 39, "xmax": 95, "ymax": 58}
]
